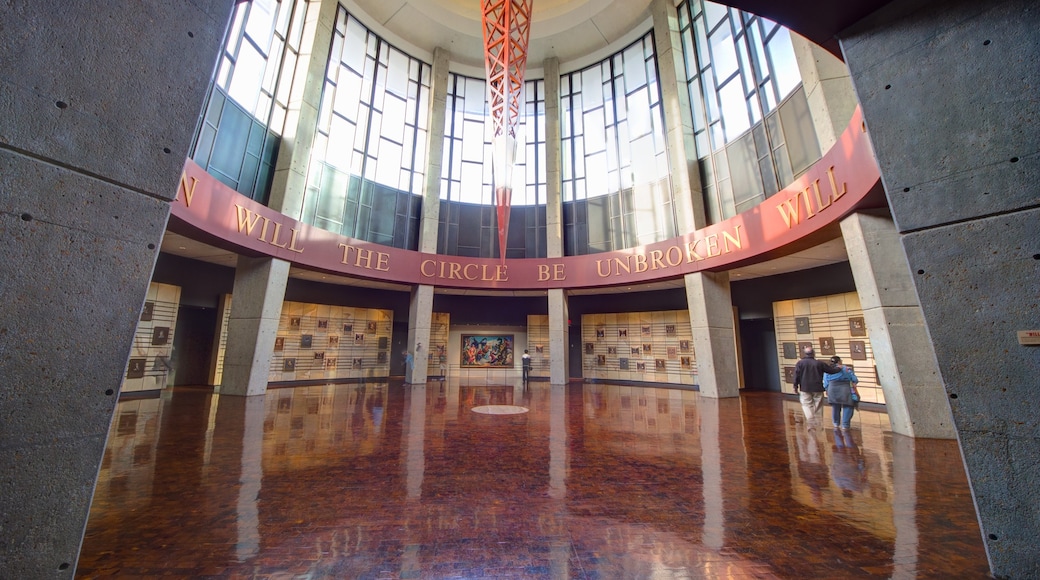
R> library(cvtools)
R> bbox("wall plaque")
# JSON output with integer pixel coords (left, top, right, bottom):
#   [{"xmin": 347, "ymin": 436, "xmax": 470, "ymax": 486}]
[
  {"xmin": 126, "ymin": 358, "xmax": 146, "ymax": 379},
  {"xmin": 783, "ymin": 365, "xmax": 796, "ymax": 384},
  {"xmin": 140, "ymin": 301, "xmax": 154, "ymax": 322},
  {"xmin": 300, "ymin": 335, "xmax": 312, "ymax": 348},
  {"xmin": 850, "ymin": 340, "xmax": 867, "ymax": 360},
  {"xmin": 849, "ymin": 317, "xmax": 866, "ymax": 337},
  {"xmin": 819, "ymin": 337, "xmax": 835, "ymax": 356},
  {"xmin": 795, "ymin": 317, "xmax": 811, "ymax": 334},
  {"xmin": 151, "ymin": 326, "xmax": 170, "ymax": 346},
  {"xmin": 782, "ymin": 342, "xmax": 797, "ymax": 359},
  {"xmin": 798, "ymin": 341, "xmax": 813, "ymax": 358}
]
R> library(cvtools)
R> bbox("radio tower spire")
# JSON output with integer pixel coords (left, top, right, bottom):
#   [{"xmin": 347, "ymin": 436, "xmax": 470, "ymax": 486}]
[{"xmin": 482, "ymin": 0, "xmax": 532, "ymax": 262}]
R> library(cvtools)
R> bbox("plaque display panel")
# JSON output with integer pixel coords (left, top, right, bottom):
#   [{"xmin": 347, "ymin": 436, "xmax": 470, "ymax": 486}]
[
  {"xmin": 121, "ymin": 282, "xmax": 181, "ymax": 393},
  {"xmin": 262, "ymin": 302, "xmax": 395, "ymax": 381},
  {"xmin": 772, "ymin": 292, "xmax": 882, "ymax": 404},
  {"xmin": 581, "ymin": 310, "xmax": 697, "ymax": 386}
]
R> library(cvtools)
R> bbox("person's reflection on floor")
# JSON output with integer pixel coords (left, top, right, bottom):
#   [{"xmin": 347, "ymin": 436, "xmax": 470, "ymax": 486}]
[
  {"xmin": 831, "ymin": 428, "xmax": 868, "ymax": 497},
  {"xmin": 795, "ymin": 427, "xmax": 829, "ymax": 503}
]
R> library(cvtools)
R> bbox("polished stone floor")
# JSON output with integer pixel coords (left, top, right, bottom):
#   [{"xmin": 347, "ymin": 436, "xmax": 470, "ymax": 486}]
[{"xmin": 77, "ymin": 382, "xmax": 990, "ymax": 579}]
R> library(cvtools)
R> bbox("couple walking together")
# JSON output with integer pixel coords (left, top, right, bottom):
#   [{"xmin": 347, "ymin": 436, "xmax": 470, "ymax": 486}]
[{"xmin": 793, "ymin": 346, "xmax": 859, "ymax": 430}]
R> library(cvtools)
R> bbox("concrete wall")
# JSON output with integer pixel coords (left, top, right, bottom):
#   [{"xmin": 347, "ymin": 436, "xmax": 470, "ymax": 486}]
[
  {"xmin": 0, "ymin": 2, "xmax": 234, "ymax": 577},
  {"xmin": 840, "ymin": 0, "xmax": 1040, "ymax": 574}
]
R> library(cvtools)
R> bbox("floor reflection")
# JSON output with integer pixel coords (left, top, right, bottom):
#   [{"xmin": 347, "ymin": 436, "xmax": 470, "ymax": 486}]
[{"xmin": 78, "ymin": 383, "xmax": 989, "ymax": 578}]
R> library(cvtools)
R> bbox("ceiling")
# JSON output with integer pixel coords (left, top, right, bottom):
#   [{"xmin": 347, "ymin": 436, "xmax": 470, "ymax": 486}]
[
  {"xmin": 345, "ymin": 0, "xmax": 654, "ymax": 74},
  {"xmin": 159, "ymin": 231, "xmax": 848, "ymax": 297},
  {"xmin": 342, "ymin": 0, "xmax": 895, "ymax": 74}
]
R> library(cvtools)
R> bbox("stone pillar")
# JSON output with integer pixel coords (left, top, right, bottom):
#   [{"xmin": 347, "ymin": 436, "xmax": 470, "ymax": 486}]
[
  {"xmin": 0, "ymin": 3, "xmax": 233, "ymax": 577},
  {"xmin": 406, "ymin": 285, "xmax": 435, "ymax": 383},
  {"xmin": 543, "ymin": 57, "xmax": 570, "ymax": 384},
  {"xmin": 543, "ymin": 57, "xmax": 564, "ymax": 259},
  {"xmin": 840, "ymin": 0, "xmax": 1039, "ymax": 573},
  {"xmin": 651, "ymin": 0, "xmax": 706, "ymax": 232},
  {"xmin": 221, "ymin": 1, "xmax": 338, "ymax": 395},
  {"xmin": 790, "ymin": 32, "xmax": 858, "ymax": 152},
  {"xmin": 685, "ymin": 271, "xmax": 739, "ymax": 398},
  {"xmin": 548, "ymin": 289, "xmax": 570, "ymax": 385},
  {"xmin": 404, "ymin": 48, "xmax": 451, "ymax": 383},
  {"xmin": 840, "ymin": 213, "xmax": 954, "ymax": 439},
  {"xmin": 221, "ymin": 256, "xmax": 290, "ymax": 396}
]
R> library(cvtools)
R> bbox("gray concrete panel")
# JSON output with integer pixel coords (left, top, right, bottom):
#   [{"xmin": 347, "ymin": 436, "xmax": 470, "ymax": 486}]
[
  {"xmin": 0, "ymin": 436, "xmax": 109, "ymax": 577},
  {"xmin": 842, "ymin": 0, "xmax": 1039, "ymax": 232},
  {"xmin": 0, "ymin": 3, "xmax": 234, "ymax": 576},
  {"xmin": 0, "ymin": 2, "xmax": 234, "ymax": 199}
]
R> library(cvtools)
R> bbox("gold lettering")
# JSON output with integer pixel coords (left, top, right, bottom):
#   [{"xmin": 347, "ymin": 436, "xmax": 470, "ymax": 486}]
[
  {"xmin": 287, "ymin": 228, "xmax": 304, "ymax": 253},
  {"xmin": 686, "ymin": 239, "xmax": 705, "ymax": 262},
  {"xmin": 439, "ymin": 261, "xmax": 449, "ymax": 278},
  {"xmin": 375, "ymin": 253, "xmax": 389, "ymax": 271},
  {"xmin": 235, "ymin": 205, "xmax": 263, "ymax": 236},
  {"xmin": 339, "ymin": 244, "xmax": 353, "ymax": 264},
  {"xmin": 538, "ymin": 264, "xmax": 551, "ymax": 281},
  {"xmin": 595, "ymin": 260, "xmax": 610, "ymax": 277},
  {"xmin": 448, "ymin": 263, "xmax": 463, "ymax": 280},
  {"xmin": 722, "ymin": 225, "xmax": 743, "ymax": 252},
  {"xmin": 614, "ymin": 257, "xmax": 631, "ymax": 275},
  {"xmin": 258, "ymin": 217, "xmax": 273, "ymax": 243},
  {"xmin": 666, "ymin": 246, "xmax": 683, "ymax": 267},
  {"xmin": 649, "ymin": 250, "xmax": 666, "ymax": 270},
  {"xmin": 776, "ymin": 199, "xmax": 801, "ymax": 229},
  {"xmin": 269, "ymin": 222, "xmax": 289, "ymax": 248},
  {"xmin": 552, "ymin": 264, "xmax": 564, "ymax": 281},
  {"xmin": 800, "ymin": 187, "xmax": 817, "ymax": 218},
  {"xmin": 463, "ymin": 264, "xmax": 479, "ymax": 280},
  {"xmin": 421, "ymin": 260, "xmax": 436, "ymax": 277},
  {"xmin": 828, "ymin": 166, "xmax": 847, "ymax": 200},
  {"xmin": 178, "ymin": 174, "xmax": 198, "ymax": 207},
  {"xmin": 633, "ymin": 254, "xmax": 648, "ymax": 273},
  {"xmin": 811, "ymin": 179, "xmax": 832, "ymax": 212},
  {"xmin": 498, "ymin": 265, "xmax": 510, "ymax": 281},
  {"xmin": 705, "ymin": 234, "xmax": 720, "ymax": 257},
  {"xmin": 354, "ymin": 248, "xmax": 374, "ymax": 269}
]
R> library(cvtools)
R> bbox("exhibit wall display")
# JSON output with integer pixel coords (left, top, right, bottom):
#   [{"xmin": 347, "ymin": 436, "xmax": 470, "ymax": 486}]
[{"xmin": 772, "ymin": 292, "xmax": 883, "ymax": 405}]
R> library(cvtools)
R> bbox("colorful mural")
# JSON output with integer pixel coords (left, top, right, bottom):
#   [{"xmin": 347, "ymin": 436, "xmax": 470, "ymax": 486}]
[{"xmin": 461, "ymin": 334, "xmax": 514, "ymax": 368}]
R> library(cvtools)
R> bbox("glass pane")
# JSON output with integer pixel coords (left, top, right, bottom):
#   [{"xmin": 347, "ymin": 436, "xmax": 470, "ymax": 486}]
[{"xmin": 767, "ymin": 27, "xmax": 800, "ymax": 99}]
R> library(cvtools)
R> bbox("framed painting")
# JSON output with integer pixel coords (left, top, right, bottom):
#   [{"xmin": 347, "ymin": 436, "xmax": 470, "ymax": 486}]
[
  {"xmin": 795, "ymin": 316, "xmax": 811, "ymax": 334},
  {"xmin": 783, "ymin": 365, "xmax": 796, "ymax": 384},
  {"xmin": 782, "ymin": 342, "xmax": 797, "ymax": 359},
  {"xmin": 849, "ymin": 317, "xmax": 867, "ymax": 337},
  {"xmin": 850, "ymin": 340, "xmax": 867, "ymax": 360},
  {"xmin": 798, "ymin": 341, "xmax": 813, "ymax": 358},
  {"xmin": 461, "ymin": 334, "xmax": 515, "ymax": 368},
  {"xmin": 819, "ymin": 337, "xmax": 835, "ymax": 356}
]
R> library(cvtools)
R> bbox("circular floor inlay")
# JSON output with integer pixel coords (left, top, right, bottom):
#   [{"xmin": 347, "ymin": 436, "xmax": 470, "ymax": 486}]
[{"xmin": 471, "ymin": 405, "xmax": 529, "ymax": 415}]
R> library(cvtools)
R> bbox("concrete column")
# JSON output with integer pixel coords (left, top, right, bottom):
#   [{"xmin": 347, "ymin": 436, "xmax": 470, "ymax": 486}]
[
  {"xmin": 548, "ymin": 289, "xmax": 570, "ymax": 385},
  {"xmin": 266, "ymin": 0, "xmax": 339, "ymax": 219},
  {"xmin": 0, "ymin": 3, "xmax": 233, "ymax": 577},
  {"xmin": 685, "ymin": 271, "xmax": 739, "ymax": 398},
  {"xmin": 401, "ymin": 48, "xmax": 451, "ymax": 383},
  {"xmin": 418, "ymin": 47, "xmax": 451, "ymax": 253},
  {"xmin": 406, "ymin": 285, "xmax": 434, "ymax": 383},
  {"xmin": 222, "ymin": 1, "xmax": 337, "ymax": 395},
  {"xmin": 790, "ymin": 32, "xmax": 858, "ymax": 152},
  {"xmin": 221, "ymin": 256, "xmax": 291, "ymax": 396},
  {"xmin": 651, "ymin": 0, "xmax": 706, "ymax": 232},
  {"xmin": 840, "ymin": 213, "xmax": 955, "ymax": 439},
  {"xmin": 840, "ymin": 0, "xmax": 1039, "ymax": 573},
  {"xmin": 543, "ymin": 57, "xmax": 564, "ymax": 258}
]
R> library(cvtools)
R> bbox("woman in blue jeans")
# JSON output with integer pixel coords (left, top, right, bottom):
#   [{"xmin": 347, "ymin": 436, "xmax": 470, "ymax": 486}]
[{"xmin": 824, "ymin": 356, "xmax": 859, "ymax": 430}]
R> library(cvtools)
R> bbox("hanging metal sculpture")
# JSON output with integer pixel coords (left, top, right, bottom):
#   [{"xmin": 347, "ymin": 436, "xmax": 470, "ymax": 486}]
[{"xmin": 482, "ymin": 0, "xmax": 533, "ymax": 261}]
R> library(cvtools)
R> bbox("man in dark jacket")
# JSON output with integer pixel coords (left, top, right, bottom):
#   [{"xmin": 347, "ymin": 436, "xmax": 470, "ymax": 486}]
[{"xmin": 793, "ymin": 346, "xmax": 841, "ymax": 426}]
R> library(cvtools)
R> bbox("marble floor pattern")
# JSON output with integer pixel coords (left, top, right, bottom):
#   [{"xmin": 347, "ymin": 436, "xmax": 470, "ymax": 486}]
[{"xmin": 77, "ymin": 382, "xmax": 990, "ymax": 579}]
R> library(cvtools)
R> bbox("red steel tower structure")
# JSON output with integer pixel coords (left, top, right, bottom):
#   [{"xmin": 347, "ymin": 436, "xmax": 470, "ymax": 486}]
[{"xmin": 481, "ymin": 0, "xmax": 533, "ymax": 261}]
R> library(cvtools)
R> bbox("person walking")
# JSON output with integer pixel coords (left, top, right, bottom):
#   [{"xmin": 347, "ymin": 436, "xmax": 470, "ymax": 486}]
[
  {"xmin": 824, "ymin": 355, "xmax": 860, "ymax": 430},
  {"xmin": 521, "ymin": 349, "xmax": 532, "ymax": 383},
  {"xmin": 793, "ymin": 346, "xmax": 841, "ymax": 427}
]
